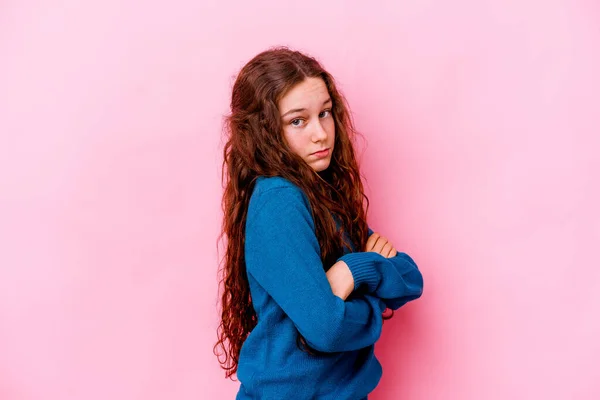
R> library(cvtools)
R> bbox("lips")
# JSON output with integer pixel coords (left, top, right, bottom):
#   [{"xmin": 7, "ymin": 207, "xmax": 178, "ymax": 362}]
[{"xmin": 311, "ymin": 148, "xmax": 330, "ymax": 157}]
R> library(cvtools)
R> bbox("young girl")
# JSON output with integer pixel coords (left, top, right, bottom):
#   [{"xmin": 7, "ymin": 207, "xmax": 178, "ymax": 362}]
[{"xmin": 215, "ymin": 47, "xmax": 424, "ymax": 400}]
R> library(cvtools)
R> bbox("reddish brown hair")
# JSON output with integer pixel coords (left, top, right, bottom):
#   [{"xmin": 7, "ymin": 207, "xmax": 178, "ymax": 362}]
[{"xmin": 215, "ymin": 47, "xmax": 375, "ymax": 379}]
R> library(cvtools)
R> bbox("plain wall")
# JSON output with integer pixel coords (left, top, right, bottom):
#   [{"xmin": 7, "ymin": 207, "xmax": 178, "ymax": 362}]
[{"xmin": 1, "ymin": 0, "xmax": 599, "ymax": 399}]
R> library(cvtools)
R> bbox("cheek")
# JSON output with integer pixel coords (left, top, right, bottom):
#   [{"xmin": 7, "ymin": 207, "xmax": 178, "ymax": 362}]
[
  {"xmin": 326, "ymin": 120, "xmax": 336, "ymax": 141},
  {"xmin": 283, "ymin": 130, "xmax": 305, "ymax": 156}
]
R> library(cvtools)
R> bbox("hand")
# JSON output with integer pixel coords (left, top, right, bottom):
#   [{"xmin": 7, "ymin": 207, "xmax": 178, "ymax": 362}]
[
  {"xmin": 326, "ymin": 260, "xmax": 354, "ymax": 300},
  {"xmin": 365, "ymin": 232, "xmax": 397, "ymax": 258}
]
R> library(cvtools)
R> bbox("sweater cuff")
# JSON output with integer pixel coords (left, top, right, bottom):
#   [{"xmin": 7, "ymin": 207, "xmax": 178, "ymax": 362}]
[{"xmin": 338, "ymin": 252, "xmax": 381, "ymax": 292}]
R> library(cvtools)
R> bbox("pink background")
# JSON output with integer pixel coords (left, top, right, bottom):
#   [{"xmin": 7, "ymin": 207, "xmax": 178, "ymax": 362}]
[{"xmin": 1, "ymin": 1, "xmax": 599, "ymax": 399}]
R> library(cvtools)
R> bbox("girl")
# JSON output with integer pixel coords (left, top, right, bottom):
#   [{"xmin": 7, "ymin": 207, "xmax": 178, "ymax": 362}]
[{"xmin": 215, "ymin": 47, "xmax": 424, "ymax": 399}]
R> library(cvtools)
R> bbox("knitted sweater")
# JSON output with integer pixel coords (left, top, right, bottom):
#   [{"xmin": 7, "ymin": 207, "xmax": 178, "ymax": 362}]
[{"xmin": 236, "ymin": 176, "xmax": 423, "ymax": 400}]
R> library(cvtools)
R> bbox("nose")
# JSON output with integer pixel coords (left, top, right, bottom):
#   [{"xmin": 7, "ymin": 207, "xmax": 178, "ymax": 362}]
[{"xmin": 311, "ymin": 120, "xmax": 327, "ymax": 142}]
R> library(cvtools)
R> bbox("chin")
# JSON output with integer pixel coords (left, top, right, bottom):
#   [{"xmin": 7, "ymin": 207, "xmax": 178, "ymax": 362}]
[{"xmin": 311, "ymin": 159, "xmax": 332, "ymax": 172}]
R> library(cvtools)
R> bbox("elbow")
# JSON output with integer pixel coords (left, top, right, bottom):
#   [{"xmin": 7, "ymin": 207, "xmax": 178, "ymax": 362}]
[
  {"xmin": 304, "ymin": 336, "xmax": 335, "ymax": 353},
  {"xmin": 301, "ymin": 321, "xmax": 342, "ymax": 352},
  {"xmin": 301, "ymin": 315, "xmax": 382, "ymax": 353},
  {"xmin": 383, "ymin": 269, "xmax": 424, "ymax": 311},
  {"xmin": 304, "ymin": 328, "xmax": 380, "ymax": 353},
  {"xmin": 407, "ymin": 268, "xmax": 424, "ymax": 299},
  {"xmin": 299, "ymin": 313, "xmax": 353, "ymax": 353}
]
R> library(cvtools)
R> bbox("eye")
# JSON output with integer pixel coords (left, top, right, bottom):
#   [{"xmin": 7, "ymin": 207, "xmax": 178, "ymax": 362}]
[
  {"xmin": 319, "ymin": 109, "xmax": 332, "ymax": 118},
  {"xmin": 290, "ymin": 118, "xmax": 305, "ymax": 127}
]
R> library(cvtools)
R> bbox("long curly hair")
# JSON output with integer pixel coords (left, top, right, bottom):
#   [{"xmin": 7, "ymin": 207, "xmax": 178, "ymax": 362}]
[{"xmin": 215, "ymin": 47, "xmax": 379, "ymax": 379}]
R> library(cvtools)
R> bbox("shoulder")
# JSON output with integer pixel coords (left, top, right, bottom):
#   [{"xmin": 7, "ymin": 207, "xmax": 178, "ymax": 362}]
[
  {"xmin": 253, "ymin": 175, "xmax": 300, "ymax": 193},
  {"xmin": 248, "ymin": 176, "xmax": 311, "ymax": 219},
  {"xmin": 251, "ymin": 176, "xmax": 307, "ymax": 203}
]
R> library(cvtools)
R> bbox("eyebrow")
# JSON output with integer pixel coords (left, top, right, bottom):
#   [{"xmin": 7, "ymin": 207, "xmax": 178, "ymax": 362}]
[{"xmin": 281, "ymin": 98, "xmax": 332, "ymax": 118}]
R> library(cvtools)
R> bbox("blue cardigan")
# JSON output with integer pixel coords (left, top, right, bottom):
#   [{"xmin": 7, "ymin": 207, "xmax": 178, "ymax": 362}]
[{"xmin": 236, "ymin": 176, "xmax": 423, "ymax": 400}]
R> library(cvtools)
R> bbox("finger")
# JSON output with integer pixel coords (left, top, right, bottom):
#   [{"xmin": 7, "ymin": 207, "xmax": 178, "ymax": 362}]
[
  {"xmin": 365, "ymin": 233, "xmax": 379, "ymax": 251},
  {"xmin": 381, "ymin": 242, "xmax": 393, "ymax": 258},
  {"xmin": 372, "ymin": 236, "xmax": 388, "ymax": 253},
  {"xmin": 385, "ymin": 246, "xmax": 397, "ymax": 258}
]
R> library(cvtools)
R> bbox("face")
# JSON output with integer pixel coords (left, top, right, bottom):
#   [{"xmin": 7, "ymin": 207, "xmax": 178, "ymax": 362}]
[{"xmin": 278, "ymin": 77, "xmax": 335, "ymax": 172}]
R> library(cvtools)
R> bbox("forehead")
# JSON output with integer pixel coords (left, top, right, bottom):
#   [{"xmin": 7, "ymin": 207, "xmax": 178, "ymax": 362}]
[{"xmin": 278, "ymin": 77, "xmax": 330, "ymax": 111}]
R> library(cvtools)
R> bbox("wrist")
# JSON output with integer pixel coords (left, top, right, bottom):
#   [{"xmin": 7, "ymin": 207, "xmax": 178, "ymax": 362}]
[
  {"xmin": 338, "ymin": 252, "xmax": 381, "ymax": 292},
  {"xmin": 326, "ymin": 260, "xmax": 354, "ymax": 300}
]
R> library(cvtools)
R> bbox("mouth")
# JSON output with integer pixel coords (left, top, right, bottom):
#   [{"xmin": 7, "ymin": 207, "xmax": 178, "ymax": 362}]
[{"xmin": 311, "ymin": 148, "xmax": 330, "ymax": 157}]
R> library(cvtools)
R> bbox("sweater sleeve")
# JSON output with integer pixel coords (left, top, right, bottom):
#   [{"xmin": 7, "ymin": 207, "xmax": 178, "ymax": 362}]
[
  {"xmin": 337, "ymin": 227, "xmax": 424, "ymax": 310},
  {"xmin": 245, "ymin": 185, "xmax": 386, "ymax": 353}
]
